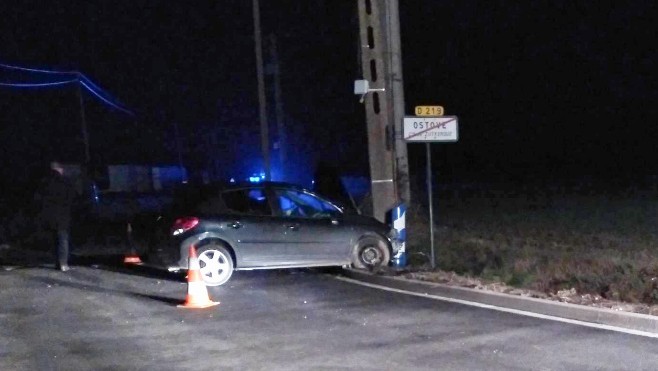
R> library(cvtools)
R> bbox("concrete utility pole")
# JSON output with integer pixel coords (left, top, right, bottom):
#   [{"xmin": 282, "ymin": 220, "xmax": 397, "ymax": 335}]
[
  {"xmin": 253, "ymin": 0, "xmax": 271, "ymax": 180},
  {"xmin": 384, "ymin": 0, "xmax": 410, "ymax": 203},
  {"xmin": 76, "ymin": 77, "xmax": 91, "ymax": 164},
  {"xmin": 269, "ymin": 34, "xmax": 287, "ymax": 179},
  {"xmin": 357, "ymin": 0, "xmax": 409, "ymax": 221}
]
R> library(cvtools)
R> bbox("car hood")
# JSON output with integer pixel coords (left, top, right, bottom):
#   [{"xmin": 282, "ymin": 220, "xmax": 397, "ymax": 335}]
[{"xmin": 341, "ymin": 213, "xmax": 389, "ymax": 230}]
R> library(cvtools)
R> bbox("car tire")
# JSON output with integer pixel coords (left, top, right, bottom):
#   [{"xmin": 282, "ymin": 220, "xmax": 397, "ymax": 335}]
[
  {"xmin": 352, "ymin": 236, "xmax": 390, "ymax": 271},
  {"xmin": 196, "ymin": 243, "xmax": 234, "ymax": 286}
]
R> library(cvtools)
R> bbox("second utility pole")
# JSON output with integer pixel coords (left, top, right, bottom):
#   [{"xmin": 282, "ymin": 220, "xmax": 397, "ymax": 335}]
[
  {"xmin": 76, "ymin": 75, "xmax": 91, "ymax": 164},
  {"xmin": 253, "ymin": 0, "xmax": 271, "ymax": 180}
]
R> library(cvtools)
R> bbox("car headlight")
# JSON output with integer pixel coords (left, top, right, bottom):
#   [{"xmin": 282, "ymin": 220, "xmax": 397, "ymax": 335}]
[
  {"xmin": 387, "ymin": 227, "xmax": 399, "ymax": 241},
  {"xmin": 387, "ymin": 228, "xmax": 403, "ymax": 254}
]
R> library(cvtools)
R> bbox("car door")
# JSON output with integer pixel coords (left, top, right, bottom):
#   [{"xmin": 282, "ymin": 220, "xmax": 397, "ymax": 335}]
[
  {"xmin": 270, "ymin": 187, "xmax": 352, "ymax": 264},
  {"xmin": 219, "ymin": 187, "xmax": 289, "ymax": 267}
]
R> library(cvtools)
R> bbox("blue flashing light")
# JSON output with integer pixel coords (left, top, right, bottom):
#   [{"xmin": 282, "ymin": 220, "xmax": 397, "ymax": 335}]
[
  {"xmin": 248, "ymin": 176, "xmax": 261, "ymax": 183},
  {"xmin": 229, "ymin": 178, "xmax": 236, "ymax": 183}
]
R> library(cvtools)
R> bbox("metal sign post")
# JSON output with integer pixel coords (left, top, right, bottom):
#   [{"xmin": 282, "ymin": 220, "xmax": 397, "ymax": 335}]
[
  {"xmin": 404, "ymin": 114, "xmax": 459, "ymax": 269},
  {"xmin": 425, "ymin": 142, "xmax": 435, "ymax": 268}
]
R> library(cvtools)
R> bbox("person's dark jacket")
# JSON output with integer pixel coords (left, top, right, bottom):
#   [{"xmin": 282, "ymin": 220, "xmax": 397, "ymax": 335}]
[{"xmin": 36, "ymin": 170, "xmax": 77, "ymax": 230}]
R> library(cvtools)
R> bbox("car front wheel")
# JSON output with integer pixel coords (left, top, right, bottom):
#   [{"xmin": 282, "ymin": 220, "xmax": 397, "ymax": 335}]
[
  {"xmin": 196, "ymin": 243, "xmax": 234, "ymax": 286},
  {"xmin": 352, "ymin": 236, "xmax": 390, "ymax": 271}
]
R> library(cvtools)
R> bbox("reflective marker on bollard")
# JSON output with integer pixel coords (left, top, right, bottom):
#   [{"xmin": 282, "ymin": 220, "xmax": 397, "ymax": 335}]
[{"xmin": 392, "ymin": 203, "xmax": 407, "ymax": 269}]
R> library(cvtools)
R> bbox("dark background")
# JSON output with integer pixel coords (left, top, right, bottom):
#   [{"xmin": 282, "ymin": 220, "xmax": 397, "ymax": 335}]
[
  {"xmin": 402, "ymin": 1, "xmax": 658, "ymax": 185},
  {"xmin": 1, "ymin": 0, "xmax": 657, "ymax": 198}
]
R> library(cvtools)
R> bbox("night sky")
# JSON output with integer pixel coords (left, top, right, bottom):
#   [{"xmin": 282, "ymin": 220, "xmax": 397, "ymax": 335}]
[
  {"xmin": 2, "ymin": 0, "xmax": 657, "ymax": 191},
  {"xmin": 402, "ymin": 1, "xmax": 658, "ymax": 184}
]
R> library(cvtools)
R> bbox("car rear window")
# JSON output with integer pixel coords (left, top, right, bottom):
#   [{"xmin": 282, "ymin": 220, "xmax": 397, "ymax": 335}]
[{"xmin": 168, "ymin": 184, "xmax": 227, "ymax": 214}]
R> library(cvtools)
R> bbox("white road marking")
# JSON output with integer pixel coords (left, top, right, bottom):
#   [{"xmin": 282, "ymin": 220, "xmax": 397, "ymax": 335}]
[{"xmin": 335, "ymin": 276, "xmax": 658, "ymax": 339}]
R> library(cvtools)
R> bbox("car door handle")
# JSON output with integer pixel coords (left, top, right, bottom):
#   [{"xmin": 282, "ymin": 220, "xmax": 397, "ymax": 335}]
[
  {"xmin": 286, "ymin": 224, "xmax": 299, "ymax": 231},
  {"xmin": 228, "ymin": 221, "xmax": 243, "ymax": 229}
]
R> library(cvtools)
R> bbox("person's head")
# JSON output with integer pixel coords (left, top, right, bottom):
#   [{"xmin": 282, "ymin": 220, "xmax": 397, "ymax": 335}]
[{"xmin": 50, "ymin": 161, "xmax": 64, "ymax": 176}]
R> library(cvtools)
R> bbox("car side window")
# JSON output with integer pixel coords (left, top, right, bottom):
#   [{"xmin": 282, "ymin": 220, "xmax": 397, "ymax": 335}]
[
  {"xmin": 274, "ymin": 189, "xmax": 340, "ymax": 219},
  {"xmin": 221, "ymin": 188, "xmax": 271, "ymax": 216}
]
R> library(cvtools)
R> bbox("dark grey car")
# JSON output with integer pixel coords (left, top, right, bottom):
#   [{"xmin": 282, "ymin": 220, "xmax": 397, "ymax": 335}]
[{"xmin": 140, "ymin": 182, "xmax": 401, "ymax": 286}]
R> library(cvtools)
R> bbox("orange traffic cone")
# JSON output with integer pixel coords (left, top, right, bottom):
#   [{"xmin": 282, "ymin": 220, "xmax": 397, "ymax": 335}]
[
  {"xmin": 178, "ymin": 245, "xmax": 220, "ymax": 309},
  {"xmin": 123, "ymin": 223, "xmax": 143, "ymax": 264}
]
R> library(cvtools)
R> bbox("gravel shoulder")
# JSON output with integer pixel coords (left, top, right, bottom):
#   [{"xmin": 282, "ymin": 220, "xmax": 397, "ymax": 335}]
[{"xmin": 395, "ymin": 267, "xmax": 658, "ymax": 316}]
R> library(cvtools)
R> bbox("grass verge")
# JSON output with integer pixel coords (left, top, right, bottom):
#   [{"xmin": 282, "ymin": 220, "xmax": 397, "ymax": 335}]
[{"xmin": 406, "ymin": 190, "xmax": 658, "ymax": 305}]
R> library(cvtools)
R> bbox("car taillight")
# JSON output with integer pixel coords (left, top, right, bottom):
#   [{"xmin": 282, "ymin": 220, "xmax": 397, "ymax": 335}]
[{"xmin": 171, "ymin": 217, "xmax": 199, "ymax": 236}]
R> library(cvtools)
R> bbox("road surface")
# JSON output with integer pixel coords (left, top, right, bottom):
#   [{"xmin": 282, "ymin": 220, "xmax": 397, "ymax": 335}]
[{"xmin": 1, "ymin": 259, "xmax": 657, "ymax": 370}]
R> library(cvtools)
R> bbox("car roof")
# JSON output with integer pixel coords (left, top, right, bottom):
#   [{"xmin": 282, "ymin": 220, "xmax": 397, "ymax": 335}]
[
  {"xmin": 173, "ymin": 181, "xmax": 310, "ymax": 194},
  {"xmin": 168, "ymin": 180, "xmax": 350, "ymax": 215}
]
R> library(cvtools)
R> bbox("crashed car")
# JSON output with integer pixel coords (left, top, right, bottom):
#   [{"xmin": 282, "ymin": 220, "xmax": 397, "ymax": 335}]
[{"xmin": 137, "ymin": 182, "xmax": 401, "ymax": 286}]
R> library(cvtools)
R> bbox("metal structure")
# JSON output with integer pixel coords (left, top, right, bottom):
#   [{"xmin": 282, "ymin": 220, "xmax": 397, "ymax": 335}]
[{"xmin": 404, "ymin": 114, "xmax": 460, "ymax": 269}]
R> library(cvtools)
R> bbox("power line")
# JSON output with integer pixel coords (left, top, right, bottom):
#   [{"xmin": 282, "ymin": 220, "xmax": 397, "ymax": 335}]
[
  {"xmin": 79, "ymin": 80, "xmax": 133, "ymax": 115},
  {"xmin": 78, "ymin": 74, "xmax": 108, "ymax": 98},
  {"xmin": 0, "ymin": 63, "xmax": 78, "ymax": 75},
  {"xmin": 0, "ymin": 80, "xmax": 78, "ymax": 87},
  {"xmin": 0, "ymin": 63, "xmax": 133, "ymax": 115},
  {"xmin": 1, "ymin": 63, "xmax": 106, "ymax": 95}
]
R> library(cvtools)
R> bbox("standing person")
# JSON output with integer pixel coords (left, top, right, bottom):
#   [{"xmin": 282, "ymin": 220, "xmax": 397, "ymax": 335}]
[{"xmin": 36, "ymin": 161, "xmax": 77, "ymax": 271}]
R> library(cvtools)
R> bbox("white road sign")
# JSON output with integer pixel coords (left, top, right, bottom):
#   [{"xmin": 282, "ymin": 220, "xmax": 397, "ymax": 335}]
[{"xmin": 403, "ymin": 116, "xmax": 459, "ymax": 142}]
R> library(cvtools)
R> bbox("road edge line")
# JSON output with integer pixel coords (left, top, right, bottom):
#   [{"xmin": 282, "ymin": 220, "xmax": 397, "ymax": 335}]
[{"xmin": 338, "ymin": 269, "xmax": 658, "ymax": 338}]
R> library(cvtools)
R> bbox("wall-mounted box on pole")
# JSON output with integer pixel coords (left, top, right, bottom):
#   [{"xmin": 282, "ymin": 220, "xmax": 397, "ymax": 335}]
[{"xmin": 354, "ymin": 79, "xmax": 385, "ymax": 103}]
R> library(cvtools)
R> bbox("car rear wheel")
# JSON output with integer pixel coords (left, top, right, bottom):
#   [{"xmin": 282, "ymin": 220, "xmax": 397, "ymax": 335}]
[
  {"xmin": 196, "ymin": 243, "xmax": 234, "ymax": 286},
  {"xmin": 352, "ymin": 236, "xmax": 390, "ymax": 271}
]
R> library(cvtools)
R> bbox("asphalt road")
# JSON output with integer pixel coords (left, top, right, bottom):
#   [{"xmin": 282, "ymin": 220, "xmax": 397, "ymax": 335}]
[{"xmin": 1, "ymin": 259, "xmax": 657, "ymax": 371}]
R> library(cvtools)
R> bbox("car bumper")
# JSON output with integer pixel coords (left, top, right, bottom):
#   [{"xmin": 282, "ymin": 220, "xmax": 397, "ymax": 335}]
[{"xmin": 388, "ymin": 236, "xmax": 403, "ymax": 255}]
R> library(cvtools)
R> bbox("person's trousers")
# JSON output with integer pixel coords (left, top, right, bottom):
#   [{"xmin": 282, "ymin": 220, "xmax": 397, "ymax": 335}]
[{"xmin": 55, "ymin": 228, "xmax": 70, "ymax": 268}]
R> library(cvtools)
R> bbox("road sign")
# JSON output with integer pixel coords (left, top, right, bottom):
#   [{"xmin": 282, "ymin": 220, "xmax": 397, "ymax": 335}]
[
  {"xmin": 414, "ymin": 105, "xmax": 444, "ymax": 116},
  {"xmin": 403, "ymin": 116, "xmax": 458, "ymax": 142}
]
